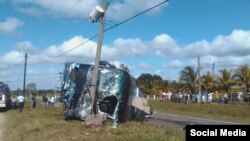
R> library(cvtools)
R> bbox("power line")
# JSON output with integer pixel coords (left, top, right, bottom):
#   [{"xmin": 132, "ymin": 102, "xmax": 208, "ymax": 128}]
[
  {"xmin": 23, "ymin": 0, "xmax": 55, "ymax": 45},
  {"xmin": 48, "ymin": 0, "xmax": 169, "ymax": 60},
  {"xmin": 32, "ymin": 0, "xmax": 84, "ymax": 48},
  {"xmin": 0, "ymin": 17, "xmax": 89, "ymax": 23},
  {"xmin": 46, "ymin": 0, "xmax": 54, "ymax": 14},
  {"xmin": 52, "ymin": 34, "xmax": 99, "ymax": 59},
  {"xmin": 104, "ymin": 0, "xmax": 169, "ymax": 32},
  {"xmin": 26, "ymin": 0, "xmax": 169, "ymax": 65},
  {"xmin": 39, "ymin": 18, "xmax": 89, "ymax": 47},
  {"xmin": 1, "ymin": 0, "xmax": 169, "ymax": 69},
  {"xmin": 62, "ymin": 0, "xmax": 82, "ymax": 17}
]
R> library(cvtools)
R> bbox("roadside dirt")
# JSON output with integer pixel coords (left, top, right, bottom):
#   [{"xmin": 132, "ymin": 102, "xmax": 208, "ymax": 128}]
[
  {"xmin": 144, "ymin": 112, "xmax": 241, "ymax": 130},
  {"xmin": 0, "ymin": 112, "xmax": 6, "ymax": 140},
  {"xmin": 145, "ymin": 117, "xmax": 186, "ymax": 130}
]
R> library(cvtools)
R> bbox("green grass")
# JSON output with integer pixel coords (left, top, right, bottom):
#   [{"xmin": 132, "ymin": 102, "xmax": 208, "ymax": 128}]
[
  {"xmin": 149, "ymin": 100, "xmax": 250, "ymax": 123},
  {"xmin": 5, "ymin": 100, "xmax": 249, "ymax": 141},
  {"xmin": 3, "ymin": 102, "xmax": 184, "ymax": 141}
]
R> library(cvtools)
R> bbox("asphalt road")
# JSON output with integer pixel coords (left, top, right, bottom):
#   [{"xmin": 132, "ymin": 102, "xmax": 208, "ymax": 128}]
[{"xmin": 145, "ymin": 112, "xmax": 241, "ymax": 130}]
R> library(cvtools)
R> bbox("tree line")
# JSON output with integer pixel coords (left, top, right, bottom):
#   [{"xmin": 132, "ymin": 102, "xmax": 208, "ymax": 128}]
[{"xmin": 136, "ymin": 64, "xmax": 250, "ymax": 96}]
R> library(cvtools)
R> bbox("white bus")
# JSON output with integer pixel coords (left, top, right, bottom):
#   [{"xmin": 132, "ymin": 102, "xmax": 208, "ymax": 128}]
[{"xmin": 0, "ymin": 81, "xmax": 11, "ymax": 111}]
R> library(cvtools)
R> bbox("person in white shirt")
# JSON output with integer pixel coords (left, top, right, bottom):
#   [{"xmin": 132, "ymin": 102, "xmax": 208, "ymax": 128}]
[
  {"xmin": 51, "ymin": 96, "xmax": 55, "ymax": 106},
  {"xmin": 17, "ymin": 94, "xmax": 25, "ymax": 112},
  {"xmin": 11, "ymin": 95, "xmax": 17, "ymax": 109}
]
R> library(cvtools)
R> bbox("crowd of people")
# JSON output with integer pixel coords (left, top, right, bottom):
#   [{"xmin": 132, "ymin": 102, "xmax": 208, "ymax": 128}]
[
  {"xmin": 42, "ymin": 94, "xmax": 56, "ymax": 108},
  {"xmin": 10, "ymin": 93, "xmax": 58, "ymax": 112},
  {"xmin": 158, "ymin": 90, "xmax": 244, "ymax": 104}
]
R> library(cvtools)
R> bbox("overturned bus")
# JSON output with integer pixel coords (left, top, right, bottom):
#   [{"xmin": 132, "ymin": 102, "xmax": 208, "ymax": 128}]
[{"xmin": 61, "ymin": 62, "xmax": 151, "ymax": 127}]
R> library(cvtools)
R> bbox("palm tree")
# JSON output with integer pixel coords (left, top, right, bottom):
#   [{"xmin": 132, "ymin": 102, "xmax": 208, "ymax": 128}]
[
  {"xmin": 161, "ymin": 80, "xmax": 169, "ymax": 92},
  {"xmin": 136, "ymin": 73, "xmax": 164, "ymax": 95},
  {"xmin": 201, "ymin": 71, "xmax": 216, "ymax": 92},
  {"xmin": 180, "ymin": 66, "xmax": 198, "ymax": 93},
  {"xmin": 136, "ymin": 73, "xmax": 153, "ymax": 95},
  {"xmin": 151, "ymin": 75, "xmax": 164, "ymax": 95},
  {"xmin": 217, "ymin": 68, "xmax": 234, "ymax": 93},
  {"xmin": 167, "ymin": 81, "xmax": 182, "ymax": 92},
  {"xmin": 234, "ymin": 64, "xmax": 250, "ymax": 92}
]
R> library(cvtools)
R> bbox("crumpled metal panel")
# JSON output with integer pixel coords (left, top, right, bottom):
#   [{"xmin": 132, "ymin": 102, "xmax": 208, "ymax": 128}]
[{"xmin": 61, "ymin": 62, "xmax": 151, "ymax": 127}]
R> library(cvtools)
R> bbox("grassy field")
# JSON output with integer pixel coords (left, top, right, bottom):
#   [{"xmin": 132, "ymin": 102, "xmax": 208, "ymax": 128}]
[
  {"xmin": 149, "ymin": 100, "xmax": 250, "ymax": 123},
  {"xmin": 2, "ymin": 102, "xmax": 184, "ymax": 141},
  {"xmin": 3, "ymin": 100, "xmax": 250, "ymax": 141}
]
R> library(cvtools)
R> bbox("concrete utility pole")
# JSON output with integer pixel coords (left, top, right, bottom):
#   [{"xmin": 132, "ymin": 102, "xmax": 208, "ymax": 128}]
[
  {"xmin": 212, "ymin": 61, "xmax": 215, "ymax": 76},
  {"xmin": 198, "ymin": 56, "xmax": 201, "ymax": 103},
  {"xmin": 23, "ymin": 52, "xmax": 27, "ymax": 98},
  {"xmin": 90, "ymin": 0, "xmax": 107, "ymax": 115}
]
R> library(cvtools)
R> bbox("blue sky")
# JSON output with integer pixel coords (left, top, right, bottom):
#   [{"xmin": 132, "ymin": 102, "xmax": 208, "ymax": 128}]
[{"xmin": 0, "ymin": 0, "xmax": 250, "ymax": 90}]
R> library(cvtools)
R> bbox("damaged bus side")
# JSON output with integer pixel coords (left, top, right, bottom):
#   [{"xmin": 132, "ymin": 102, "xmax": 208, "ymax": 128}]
[{"xmin": 61, "ymin": 62, "xmax": 151, "ymax": 127}]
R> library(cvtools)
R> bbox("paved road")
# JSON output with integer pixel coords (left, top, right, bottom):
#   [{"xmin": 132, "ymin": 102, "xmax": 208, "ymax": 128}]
[{"xmin": 145, "ymin": 112, "xmax": 241, "ymax": 129}]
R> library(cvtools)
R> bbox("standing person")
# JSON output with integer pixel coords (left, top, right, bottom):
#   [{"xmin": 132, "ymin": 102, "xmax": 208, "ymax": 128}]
[
  {"xmin": 184, "ymin": 93, "xmax": 188, "ymax": 104},
  {"xmin": 48, "ymin": 96, "xmax": 52, "ymax": 106},
  {"xmin": 32, "ymin": 93, "xmax": 36, "ymax": 108},
  {"xmin": 51, "ymin": 96, "xmax": 55, "ymax": 106},
  {"xmin": 160, "ymin": 94, "xmax": 163, "ymax": 102},
  {"xmin": 215, "ymin": 91, "xmax": 219, "ymax": 102},
  {"xmin": 17, "ymin": 94, "xmax": 25, "ymax": 112},
  {"xmin": 29, "ymin": 94, "xmax": 34, "ymax": 108},
  {"xmin": 11, "ymin": 95, "xmax": 17, "ymax": 109},
  {"xmin": 42, "ymin": 94, "xmax": 48, "ymax": 108}
]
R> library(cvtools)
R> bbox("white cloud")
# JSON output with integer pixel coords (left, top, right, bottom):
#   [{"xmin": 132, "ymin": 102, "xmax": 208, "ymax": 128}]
[
  {"xmin": 0, "ymin": 50, "xmax": 25, "ymax": 66},
  {"xmin": 102, "ymin": 45, "xmax": 119, "ymax": 60},
  {"xmin": 107, "ymin": 3, "xmax": 135, "ymax": 20},
  {"xmin": 1, "ymin": 29, "xmax": 250, "ymax": 70},
  {"xmin": 16, "ymin": 7, "xmax": 43, "ymax": 17},
  {"xmin": 27, "ymin": 68, "xmax": 58, "ymax": 75},
  {"xmin": 41, "ymin": 36, "xmax": 148, "ymax": 66},
  {"xmin": 0, "ymin": 35, "xmax": 149, "ymax": 70},
  {"xmin": 164, "ymin": 60, "xmax": 183, "ymax": 68},
  {"xmin": 15, "ymin": 41, "xmax": 37, "ymax": 53},
  {"xmin": 43, "ymin": 35, "xmax": 97, "ymax": 62},
  {"xmin": 152, "ymin": 30, "xmax": 250, "ymax": 57},
  {"xmin": 12, "ymin": 0, "xmax": 98, "ymax": 18},
  {"xmin": 12, "ymin": 0, "xmax": 168, "ymax": 20},
  {"xmin": 209, "ymin": 30, "xmax": 250, "ymax": 56},
  {"xmin": 126, "ymin": 0, "xmax": 168, "ymax": 14},
  {"xmin": 108, "ymin": 0, "xmax": 168, "ymax": 20},
  {"xmin": 2, "ymin": 29, "xmax": 250, "ymax": 89},
  {"xmin": 27, "ymin": 69, "xmax": 40, "ymax": 75},
  {"xmin": 0, "ymin": 17, "xmax": 23, "ymax": 34},
  {"xmin": 111, "ymin": 38, "xmax": 148, "ymax": 57},
  {"xmin": 151, "ymin": 34, "xmax": 179, "ymax": 56}
]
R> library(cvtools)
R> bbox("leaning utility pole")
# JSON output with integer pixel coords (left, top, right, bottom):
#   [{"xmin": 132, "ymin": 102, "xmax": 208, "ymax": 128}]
[
  {"xmin": 23, "ymin": 52, "xmax": 27, "ymax": 97},
  {"xmin": 90, "ymin": 0, "xmax": 107, "ymax": 115}
]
